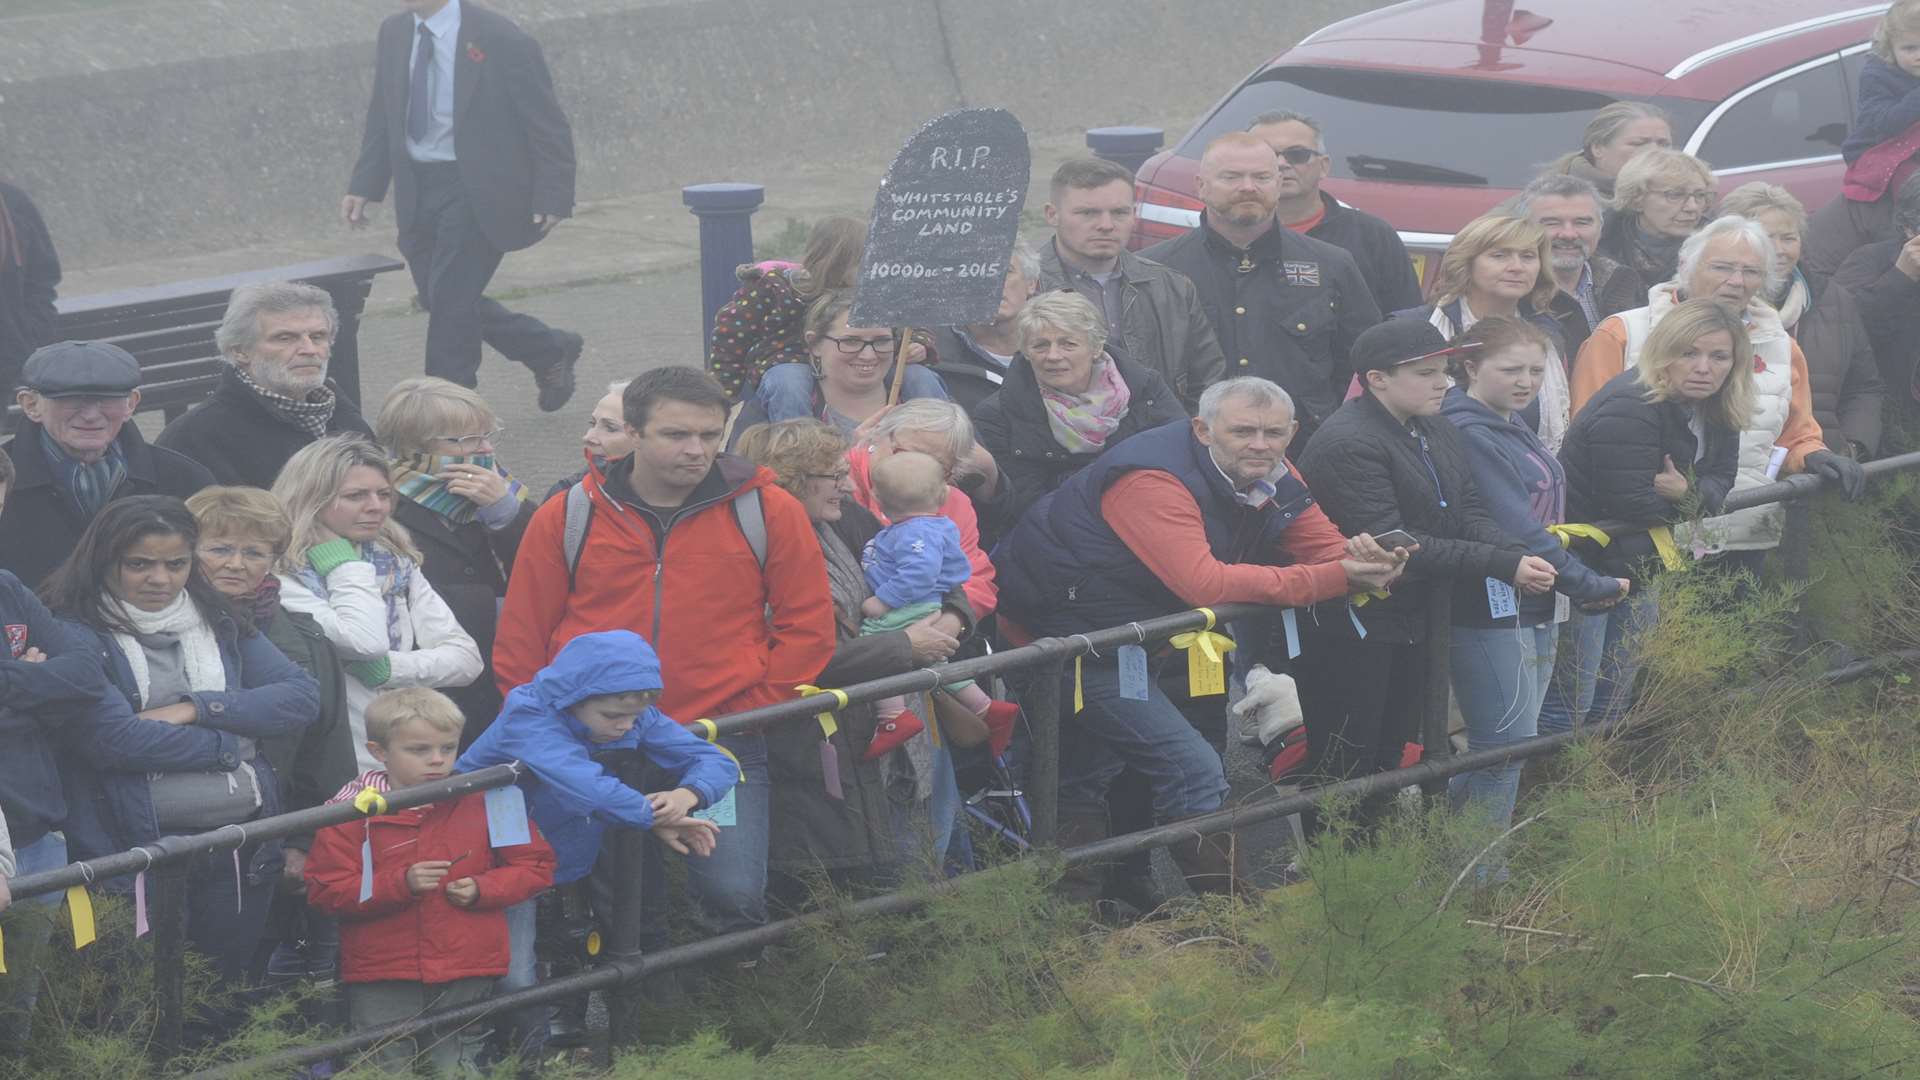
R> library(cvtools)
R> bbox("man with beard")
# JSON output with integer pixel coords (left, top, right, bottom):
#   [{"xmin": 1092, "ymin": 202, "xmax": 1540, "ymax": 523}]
[
  {"xmin": 158, "ymin": 282, "xmax": 375, "ymax": 488},
  {"xmin": 1143, "ymin": 133, "xmax": 1378, "ymax": 448},
  {"xmin": 1247, "ymin": 111, "xmax": 1422, "ymax": 313},
  {"xmin": 1515, "ymin": 173, "xmax": 1647, "ymax": 356}
]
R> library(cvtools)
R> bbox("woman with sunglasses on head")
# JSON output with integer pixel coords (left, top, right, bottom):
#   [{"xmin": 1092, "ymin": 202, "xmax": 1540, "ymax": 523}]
[
  {"xmin": 370, "ymin": 378, "xmax": 533, "ymax": 742},
  {"xmin": 271, "ymin": 435, "xmax": 483, "ymax": 768},
  {"xmin": 40, "ymin": 495, "xmax": 319, "ymax": 989}
]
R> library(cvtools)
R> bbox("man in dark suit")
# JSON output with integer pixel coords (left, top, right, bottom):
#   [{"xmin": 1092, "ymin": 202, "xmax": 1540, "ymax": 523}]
[{"xmin": 343, "ymin": 0, "xmax": 582, "ymax": 410}]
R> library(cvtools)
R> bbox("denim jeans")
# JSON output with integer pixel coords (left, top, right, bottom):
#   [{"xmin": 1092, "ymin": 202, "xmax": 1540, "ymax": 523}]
[
  {"xmin": 0, "ymin": 832, "xmax": 67, "ymax": 1048},
  {"xmin": 1448, "ymin": 623, "xmax": 1557, "ymax": 828},
  {"xmin": 1537, "ymin": 592, "xmax": 1658, "ymax": 734},
  {"xmin": 641, "ymin": 732, "xmax": 770, "ymax": 950},
  {"xmin": 498, "ymin": 895, "xmax": 546, "ymax": 1060},
  {"xmin": 1058, "ymin": 659, "xmax": 1229, "ymax": 823},
  {"xmin": 755, "ymin": 361, "xmax": 951, "ymax": 423}
]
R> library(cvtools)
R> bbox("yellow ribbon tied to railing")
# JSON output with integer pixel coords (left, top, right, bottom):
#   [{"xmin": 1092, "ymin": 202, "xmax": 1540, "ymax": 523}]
[
  {"xmin": 1647, "ymin": 526, "xmax": 1687, "ymax": 571},
  {"xmin": 794, "ymin": 684, "xmax": 847, "ymax": 739},
  {"xmin": 1547, "ymin": 522, "xmax": 1612, "ymax": 549},
  {"xmin": 691, "ymin": 718, "xmax": 747, "ymax": 782},
  {"xmin": 1349, "ymin": 588, "xmax": 1391, "ymax": 607},
  {"xmin": 352, "ymin": 786, "xmax": 390, "ymax": 817},
  {"xmin": 1169, "ymin": 607, "xmax": 1236, "ymax": 697}
]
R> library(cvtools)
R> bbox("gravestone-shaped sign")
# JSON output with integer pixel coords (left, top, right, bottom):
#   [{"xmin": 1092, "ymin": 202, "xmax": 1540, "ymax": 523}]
[{"xmin": 850, "ymin": 108, "xmax": 1030, "ymax": 329}]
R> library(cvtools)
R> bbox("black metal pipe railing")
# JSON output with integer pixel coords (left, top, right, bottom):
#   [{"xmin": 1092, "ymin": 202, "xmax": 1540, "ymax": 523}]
[
  {"xmin": 188, "ymin": 718, "xmax": 1611, "ymax": 1079},
  {"xmin": 7, "ymin": 765, "xmax": 524, "ymax": 902}
]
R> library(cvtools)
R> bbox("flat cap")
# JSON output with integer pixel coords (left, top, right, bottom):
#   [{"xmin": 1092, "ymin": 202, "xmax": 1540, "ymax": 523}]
[{"xmin": 21, "ymin": 340, "xmax": 142, "ymax": 397}]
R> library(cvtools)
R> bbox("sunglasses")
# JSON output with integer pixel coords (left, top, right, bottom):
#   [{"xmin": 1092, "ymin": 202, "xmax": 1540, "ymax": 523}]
[{"xmin": 1276, "ymin": 146, "xmax": 1322, "ymax": 166}]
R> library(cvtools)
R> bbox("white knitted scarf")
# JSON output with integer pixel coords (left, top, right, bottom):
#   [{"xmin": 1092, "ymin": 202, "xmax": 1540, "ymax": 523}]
[{"xmin": 107, "ymin": 591, "xmax": 226, "ymax": 705}]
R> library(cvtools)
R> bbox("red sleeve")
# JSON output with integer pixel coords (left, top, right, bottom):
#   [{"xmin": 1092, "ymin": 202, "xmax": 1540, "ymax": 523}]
[
  {"xmin": 304, "ymin": 821, "xmax": 413, "ymax": 919},
  {"xmin": 470, "ymin": 819, "xmax": 557, "ymax": 912},
  {"xmin": 492, "ymin": 496, "xmax": 570, "ymax": 696},
  {"xmin": 755, "ymin": 485, "xmax": 838, "ymax": 705},
  {"xmin": 1101, "ymin": 472, "xmax": 1349, "ymax": 609},
  {"xmin": 943, "ymin": 485, "xmax": 998, "ymax": 619}
]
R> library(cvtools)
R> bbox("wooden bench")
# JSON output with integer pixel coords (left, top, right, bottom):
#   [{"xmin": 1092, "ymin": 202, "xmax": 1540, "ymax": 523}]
[{"xmin": 13, "ymin": 253, "xmax": 405, "ymax": 424}]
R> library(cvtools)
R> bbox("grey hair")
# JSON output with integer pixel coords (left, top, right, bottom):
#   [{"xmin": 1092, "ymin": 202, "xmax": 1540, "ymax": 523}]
[
  {"xmin": 1198, "ymin": 377, "xmax": 1295, "ymax": 426},
  {"xmin": 1676, "ymin": 214, "xmax": 1781, "ymax": 296},
  {"xmin": 869, "ymin": 397, "xmax": 975, "ymax": 461},
  {"xmin": 1515, "ymin": 171, "xmax": 1605, "ymax": 217},
  {"xmin": 1716, "ymin": 182, "xmax": 1807, "ymax": 237},
  {"xmin": 1895, "ymin": 173, "xmax": 1920, "ymax": 236},
  {"xmin": 1008, "ymin": 237, "xmax": 1040, "ymax": 283},
  {"xmin": 1247, "ymin": 110, "xmax": 1325, "ymax": 152},
  {"xmin": 215, "ymin": 282, "xmax": 338, "ymax": 359},
  {"xmin": 1014, "ymin": 290, "xmax": 1107, "ymax": 354}
]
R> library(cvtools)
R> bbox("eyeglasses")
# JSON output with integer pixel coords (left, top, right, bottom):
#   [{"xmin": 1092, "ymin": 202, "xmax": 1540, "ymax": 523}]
[
  {"xmin": 1275, "ymin": 146, "xmax": 1322, "ymax": 166},
  {"xmin": 197, "ymin": 544, "xmax": 278, "ymax": 566},
  {"xmin": 1653, "ymin": 188, "xmax": 1713, "ymax": 207},
  {"xmin": 44, "ymin": 395, "xmax": 134, "ymax": 416},
  {"xmin": 804, "ymin": 469, "xmax": 853, "ymax": 484},
  {"xmin": 1704, "ymin": 261, "xmax": 1766, "ymax": 283},
  {"xmin": 430, "ymin": 426, "xmax": 505, "ymax": 451},
  {"xmin": 823, "ymin": 335, "xmax": 898, "ymax": 357}
]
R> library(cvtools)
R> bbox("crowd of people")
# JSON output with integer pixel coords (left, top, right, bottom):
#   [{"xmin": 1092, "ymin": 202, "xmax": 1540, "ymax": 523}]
[{"xmin": 8, "ymin": 0, "xmax": 1920, "ymax": 1071}]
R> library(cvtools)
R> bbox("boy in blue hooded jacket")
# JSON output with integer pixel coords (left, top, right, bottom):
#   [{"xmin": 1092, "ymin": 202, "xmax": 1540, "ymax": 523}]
[{"xmin": 456, "ymin": 629, "xmax": 737, "ymax": 1053}]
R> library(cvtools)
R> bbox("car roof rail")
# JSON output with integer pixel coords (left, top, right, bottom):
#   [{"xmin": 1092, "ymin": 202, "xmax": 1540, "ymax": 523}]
[{"xmin": 1664, "ymin": 5, "xmax": 1885, "ymax": 79}]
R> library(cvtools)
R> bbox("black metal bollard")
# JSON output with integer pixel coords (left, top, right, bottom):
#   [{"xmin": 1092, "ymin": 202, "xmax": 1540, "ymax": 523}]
[
  {"xmin": 1024, "ymin": 651, "xmax": 1068, "ymax": 847},
  {"xmin": 681, "ymin": 183, "xmax": 766, "ymax": 352},
  {"xmin": 1085, "ymin": 127, "xmax": 1165, "ymax": 175},
  {"xmin": 603, "ymin": 828, "xmax": 648, "ymax": 1051},
  {"xmin": 149, "ymin": 861, "xmax": 191, "ymax": 1065}
]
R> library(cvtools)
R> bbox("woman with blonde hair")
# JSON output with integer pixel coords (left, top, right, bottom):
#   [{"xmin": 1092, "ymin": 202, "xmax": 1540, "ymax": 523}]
[
  {"xmin": 373, "ymin": 377, "xmax": 534, "ymax": 738},
  {"xmin": 1547, "ymin": 298, "xmax": 1749, "ymax": 732},
  {"xmin": 271, "ymin": 435, "xmax": 482, "ymax": 767},
  {"xmin": 1392, "ymin": 214, "xmax": 1574, "ymax": 450},
  {"xmin": 1544, "ymin": 102, "xmax": 1674, "ymax": 199},
  {"xmin": 1598, "ymin": 148, "xmax": 1716, "ymax": 284}
]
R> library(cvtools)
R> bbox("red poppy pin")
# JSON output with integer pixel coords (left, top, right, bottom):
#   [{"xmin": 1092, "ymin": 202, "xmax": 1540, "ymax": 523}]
[
  {"xmin": 1752, "ymin": 354, "xmax": 1765, "ymax": 373},
  {"xmin": 466, "ymin": 43, "xmax": 485, "ymax": 63}
]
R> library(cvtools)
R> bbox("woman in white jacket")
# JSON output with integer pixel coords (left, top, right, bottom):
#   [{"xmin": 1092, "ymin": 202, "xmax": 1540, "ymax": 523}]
[{"xmin": 271, "ymin": 435, "xmax": 483, "ymax": 770}]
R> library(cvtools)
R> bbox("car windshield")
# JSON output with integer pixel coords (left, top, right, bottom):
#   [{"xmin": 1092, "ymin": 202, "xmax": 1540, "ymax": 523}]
[{"xmin": 1176, "ymin": 66, "xmax": 1710, "ymax": 189}]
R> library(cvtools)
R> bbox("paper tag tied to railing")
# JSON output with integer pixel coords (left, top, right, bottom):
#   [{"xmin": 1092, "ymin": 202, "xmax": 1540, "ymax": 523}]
[
  {"xmin": 1170, "ymin": 608, "xmax": 1236, "ymax": 698},
  {"xmin": 485, "ymin": 785, "xmax": 531, "ymax": 847},
  {"xmin": 1116, "ymin": 644, "xmax": 1149, "ymax": 701},
  {"xmin": 795, "ymin": 685, "xmax": 848, "ymax": 800},
  {"xmin": 67, "ymin": 885, "xmax": 96, "ymax": 950},
  {"xmin": 1073, "ymin": 655, "xmax": 1085, "ymax": 713}
]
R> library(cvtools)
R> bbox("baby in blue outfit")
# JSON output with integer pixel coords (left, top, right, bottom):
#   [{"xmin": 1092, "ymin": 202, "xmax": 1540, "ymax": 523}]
[{"xmin": 859, "ymin": 451, "xmax": 995, "ymax": 756}]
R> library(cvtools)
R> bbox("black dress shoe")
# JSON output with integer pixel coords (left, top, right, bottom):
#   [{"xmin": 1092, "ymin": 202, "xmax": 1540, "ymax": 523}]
[{"xmin": 537, "ymin": 332, "xmax": 584, "ymax": 412}]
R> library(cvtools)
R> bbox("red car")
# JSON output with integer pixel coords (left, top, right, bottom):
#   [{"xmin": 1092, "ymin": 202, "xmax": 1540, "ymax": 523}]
[{"xmin": 1131, "ymin": 1, "xmax": 1887, "ymax": 285}]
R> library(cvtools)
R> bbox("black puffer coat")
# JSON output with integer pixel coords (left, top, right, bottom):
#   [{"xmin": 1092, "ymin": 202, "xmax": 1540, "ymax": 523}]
[
  {"xmin": 1791, "ymin": 274, "xmax": 1885, "ymax": 457},
  {"xmin": 1558, "ymin": 370, "xmax": 1739, "ymax": 580},
  {"xmin": 1295, "ymin": 391, "xmax": 1530, "ymax": 643},
  {"xmin": 971, "ymin": 351, "xmax": 1187, "ymax": 534}
]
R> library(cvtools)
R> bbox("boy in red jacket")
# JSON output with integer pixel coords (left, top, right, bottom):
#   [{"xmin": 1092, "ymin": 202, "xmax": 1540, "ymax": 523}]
[{"xmin": 306, "ymin": 688, "xmax": 555, "ymax": 1075}]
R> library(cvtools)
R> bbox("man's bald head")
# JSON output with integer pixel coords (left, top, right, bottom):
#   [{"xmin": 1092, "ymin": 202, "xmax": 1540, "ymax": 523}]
[{"xmin": 1195, "ymin": 134, "xmax": 1281, "ymax": 229}]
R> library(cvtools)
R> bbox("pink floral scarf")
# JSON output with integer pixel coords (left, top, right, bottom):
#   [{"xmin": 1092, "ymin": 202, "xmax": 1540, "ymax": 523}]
[{"xmin": 1040, "ymin": 356, "xmax": 1133, "ymax": 453}]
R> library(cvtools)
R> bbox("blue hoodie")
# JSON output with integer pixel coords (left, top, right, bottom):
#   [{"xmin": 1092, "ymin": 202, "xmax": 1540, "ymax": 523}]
[
  {"xmin": 1440, "ymin": 388, "xmax": 1621, "ymax": 626},
  {"xmin": 457, "ymin": 630, "xmax": 738, "ymax": 884}
]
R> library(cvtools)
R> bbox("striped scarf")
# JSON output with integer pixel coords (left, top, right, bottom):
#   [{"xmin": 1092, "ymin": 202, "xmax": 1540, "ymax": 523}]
[
  {"xmin": 234, "ymin": 366, "xmax": 336, "ymax": 438},
  {"xmin": 388, "ymin": 452, "xmax": 529, "ymax": 525}
]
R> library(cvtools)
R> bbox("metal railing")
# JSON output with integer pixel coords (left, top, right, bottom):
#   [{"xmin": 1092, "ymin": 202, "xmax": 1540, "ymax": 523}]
[{"xmin": 19, "ymin": 448, "xmax": 1918, "ymax": 1075}]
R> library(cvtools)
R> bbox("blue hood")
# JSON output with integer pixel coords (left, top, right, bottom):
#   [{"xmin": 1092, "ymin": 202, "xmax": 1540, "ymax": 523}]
[
  {"xmin": 532, "ymin": 630, "xmax": 663, "ymax": 731},
  {"xmin": 1440, "ymin": 387, "xmax": 1522, "ymax": 436}
]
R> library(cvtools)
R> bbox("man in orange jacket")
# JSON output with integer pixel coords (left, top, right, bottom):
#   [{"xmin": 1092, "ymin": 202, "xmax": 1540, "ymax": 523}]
[{"xmin": 494, "ymin": 365, "xmax": 834, "ymax": 943}]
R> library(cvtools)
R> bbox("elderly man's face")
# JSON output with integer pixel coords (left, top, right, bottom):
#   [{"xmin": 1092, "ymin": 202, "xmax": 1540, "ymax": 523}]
[
  {"xmin": 17, "ymin": 390, "xmax": 140, "ymax": 464},
  {"xmin": 1194, "ymin": 396, "xmax": 1296, "ymax": 488},
  {"xmin": 992, "ymin": 263, "xmax": 1037, "ymax": 324},
  {"xmin": 1686, "ymin": 234, "xmax": 1768, "ymax": 313},
  {"xmin": 235, "ymin": 307, "xmax": 332, "ymax": 398}
]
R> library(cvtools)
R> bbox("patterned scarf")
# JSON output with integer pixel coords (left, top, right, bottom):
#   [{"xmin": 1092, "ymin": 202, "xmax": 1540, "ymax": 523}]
[
  {"xmin": 40, "ymin": 427, "xmax": 126, "ymax": 518},
  {"xmin": 295, "ymin": 542, "xmax": 414, "ymax": 650},
  {"xmin": 388, "ymin": 452, "xmax": 529, "ymax": 525},
  {"xmin": 235, "ymin": 365, "xmax": 337, "ymax": 438},
  {"xmin": 1040, "ymin": 355, "xmax": 1133, "ymax": 454}
]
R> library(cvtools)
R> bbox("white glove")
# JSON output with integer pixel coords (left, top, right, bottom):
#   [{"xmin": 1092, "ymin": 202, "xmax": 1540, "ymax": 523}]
[{"xmin": 1230, "ymin": 664, "xmax": 1303, "ymax": 747}]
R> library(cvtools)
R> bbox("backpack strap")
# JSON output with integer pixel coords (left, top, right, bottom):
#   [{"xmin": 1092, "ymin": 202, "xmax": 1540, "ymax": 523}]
[
  {"xmin": 562, "ymin": 481, "xmax": 594, "ymax": 592},
  {"xmin": 731, "ymin": 487, "xmax": 767, "ymax": 570}
]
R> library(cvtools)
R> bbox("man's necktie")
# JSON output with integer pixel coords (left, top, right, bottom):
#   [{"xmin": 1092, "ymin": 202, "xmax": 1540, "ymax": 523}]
[{"xmin": 407, "ymin": 24, "xmax": 434, "ymax": 143}]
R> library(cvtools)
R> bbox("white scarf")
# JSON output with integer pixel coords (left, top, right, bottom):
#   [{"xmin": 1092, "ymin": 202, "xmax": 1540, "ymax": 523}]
[
  {"xmin": 1429, "ymin": 302, "xmax": 1570, "ymax": 455},
  {"xmin": 107, "ymin": 591, "xmax": 227, "ymax": 705}
]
